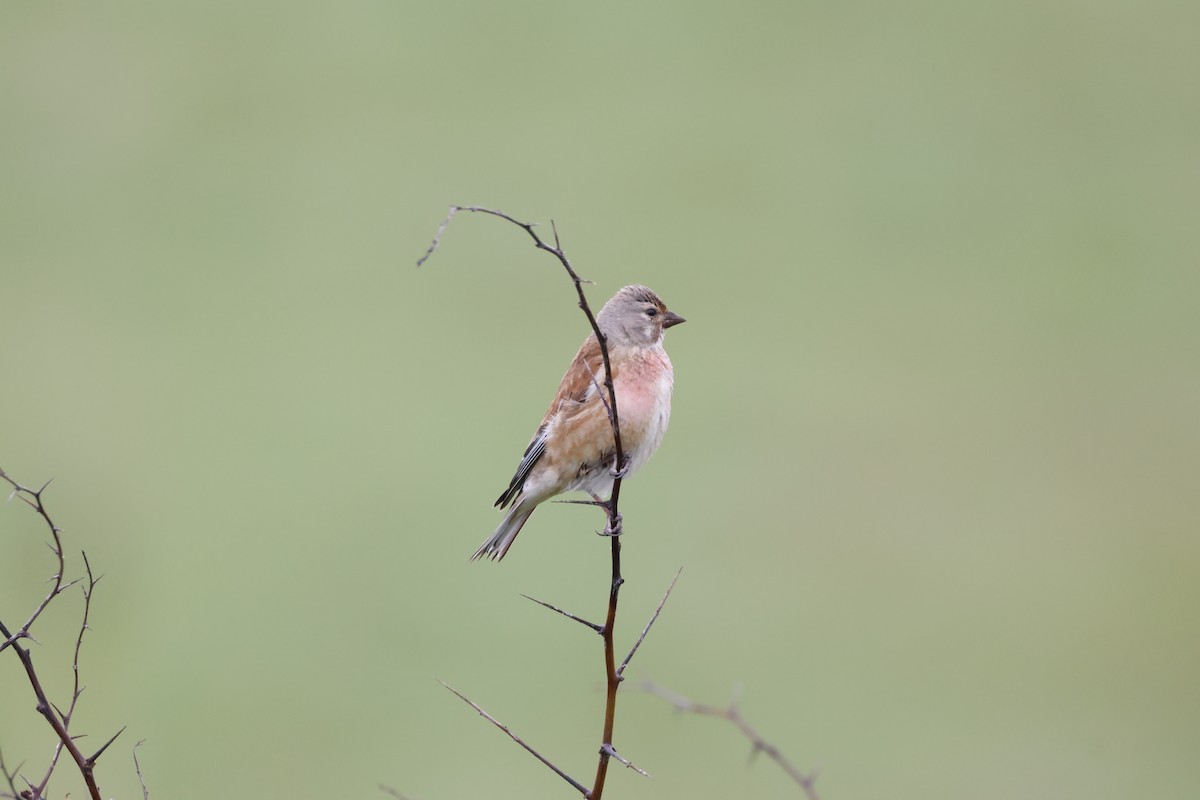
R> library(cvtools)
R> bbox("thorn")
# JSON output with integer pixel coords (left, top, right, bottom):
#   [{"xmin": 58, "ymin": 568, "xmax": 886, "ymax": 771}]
[
  {"xmin": 747, "ymin": 741, "xmax": 764, "ymax": 766},
  {"xmin": 86, "ymin": 725, "xmax": 126, "ymax": 765},
  {"xmin": 437, "ymin": 680, "xmax": 589, "ymax": 795},
  {"xmin": 601, "ymin": 744, "xmax": 652, "ymax": 779},
  {"xmin": 617, "ymin": 567, "xmax": 683, "ymax": 678},
  {"xmin": 520, "ymin": 594, "xmax": 603, "ymax": 633}
]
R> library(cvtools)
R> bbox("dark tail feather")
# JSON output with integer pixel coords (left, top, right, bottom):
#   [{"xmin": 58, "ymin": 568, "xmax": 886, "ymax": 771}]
[{"xmin": 471, "ymin": 500, "xmax": 536, "ymax": 562}]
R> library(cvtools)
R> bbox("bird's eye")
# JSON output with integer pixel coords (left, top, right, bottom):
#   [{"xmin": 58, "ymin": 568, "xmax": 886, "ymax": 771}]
[{"xmin": 645, "ymin": 307, "xmax": 658, "ymax": 317}]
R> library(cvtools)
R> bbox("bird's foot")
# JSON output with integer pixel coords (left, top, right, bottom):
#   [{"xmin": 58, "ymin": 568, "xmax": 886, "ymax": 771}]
[{"xmin": 599, "ymin": 512, "xmax": 623, "ymax": 537}]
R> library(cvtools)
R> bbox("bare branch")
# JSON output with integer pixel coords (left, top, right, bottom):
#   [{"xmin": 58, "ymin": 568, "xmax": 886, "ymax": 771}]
[
  {"xmin": 420, "ymin": 207, "xmax": 645, "ymax": 799},
  {"xmin": 438, "ymin": 681, "xmax": 589, "ymax": 796},
  {"xmin": 415, "ymin": 205, "xmax": 461, "ymax": 267},
  {"xmin": 0, "ymin": 468, "xmax": 109, "ymax": 800},
  {"xmin": 35, "ymin": 551, "xmax": 101, "ymax": 795},
  {"xmin": 0, "ymin": 468, "xmax": 69, "ymax": 656},
  {"xmin": 0, "ymin": 749, "xmax": 23, "ymax": 800},
  {"xmin": 600, "ymin": 743, "xmax": 652, "ymax": 779},
  {"xmin": 378, "ymin": 785, "xmax": 414, "ymax": 800},
  {"xmin": 415, "ymin": 206, "xmax": 624, "ymax": 478},
  {"xmin": 636, "ymin": 679, "xmax": 822, "ymax": 799},
  {"xmin": 133, "ymin": 741, "xmax": 150, "ymax": 800},
  {"xmin": 520, "ymin": 594, "xmax": 603, "ymax": 633},
  {"xmin": 617, "ymin": 567, "xmax": 682, "ymax": 679}
]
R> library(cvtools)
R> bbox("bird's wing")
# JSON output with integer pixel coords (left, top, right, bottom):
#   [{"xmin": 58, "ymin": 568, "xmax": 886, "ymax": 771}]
[
  {"xmin": 494, "ymin": 334, "xmax": 610, "ymax": 508},
  {"xmin": 545, "ymin": 333, "xmax": 607, "ymax": 414},
  {"xmin": 494, "ymin": 427, "xmax": 547, "ymax": 508}
]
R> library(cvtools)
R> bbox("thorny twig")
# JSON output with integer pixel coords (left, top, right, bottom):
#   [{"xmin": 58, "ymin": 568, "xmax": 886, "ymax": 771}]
[
  {"xmin": 0, "ymin": 468, "xmax": 118, "ymax": 800},
  {"xmin": 637, "ymin": 679, "xmax": 822, "ymax": 800},
  {"xmin": 439, "ymin": 681, "xmax": 590, "ymax": 795},
  {"xmin": 618, "ymin": 568, "xmax": 682, "ymax": 679},
  {"xmin": 0, "ymin": 469, "xmax": 70, "ymax": 655},
  {"xmin": 134, "ymin": 741, "xmax": 150, "ymax": 800},
  {"xmin": 421, "ymin": 207, "xmax": 680, "ymax": 798},
  {"xmin": 34, "ymin": 552, "xmax": 100, "ymax": 795},
  {"xmin": 0, "ymin": 748, "xmax": 23, "ymax": 800}
]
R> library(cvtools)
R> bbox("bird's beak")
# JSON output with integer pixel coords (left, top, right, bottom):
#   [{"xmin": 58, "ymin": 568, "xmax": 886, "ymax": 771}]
[{"xmin": 662, "ymin": 310, "xmax": 686, "ymax": 328}]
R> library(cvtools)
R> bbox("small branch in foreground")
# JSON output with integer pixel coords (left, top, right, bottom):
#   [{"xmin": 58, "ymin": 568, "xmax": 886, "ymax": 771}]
[
  {"xmin": 0, "ymin": 468, "xmax": 69, "ymax": 655},
  {"xmin": 521, "ymin": 594, "xmax": 603, "ymax": 633},
  {"xmin": 636, "ymin": 679, "xmax": 822, "ymax": 800},
  {"xmin": 438, "ymin": 681, "xmax": 589, "ymax": 796},
  {"xmin": 34, "ymin": 552, "xmax": 101, "ymax": 795},
  {"xmin": 133, "ymin": 741, "xmax": 150, "ymax": 800},
  {"xmin": 421, "ymin": 206, "xmax": 643, "ymax": 800},
  {"xmin": 0, "ymin": 749, "xmax": 22, "ymax": 800},
  {"xmin": 600, "ymin": 743, "xmax": 652, "ymax": 779},
  {"xmin": 617, "ymin": 568, "xmax": 682, "ymax": 679},
  {"xmin": 423, "ymin": 207, "xmax": 701, "ymax": 798},
  {"xmin": 416, "ymin": 205, "xmax": 624, "ymax": 494},
  {"xmin": 0, "ymin": 468, "xmax": 115, "ymax": 800},
  {"xmin": 378, "ymin": 785, "xmax": 414, "ymax": 800}
]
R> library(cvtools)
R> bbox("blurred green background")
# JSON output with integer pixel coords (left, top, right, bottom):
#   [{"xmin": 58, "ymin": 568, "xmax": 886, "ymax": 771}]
[{"xmin": 2, "ymin": 1, "xmax": 1197, "ymax": 798}]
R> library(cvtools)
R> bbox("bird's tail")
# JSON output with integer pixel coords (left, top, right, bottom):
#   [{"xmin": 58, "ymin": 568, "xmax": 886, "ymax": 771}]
[{"xmin": 471, "ymin": 499, "xmax": 536, "ymax": 562}]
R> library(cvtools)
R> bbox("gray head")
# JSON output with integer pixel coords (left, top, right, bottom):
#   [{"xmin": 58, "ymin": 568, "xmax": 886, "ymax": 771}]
[{"xmin": 596, "ymin": 285, "xmax": 685, "ymax": 348}]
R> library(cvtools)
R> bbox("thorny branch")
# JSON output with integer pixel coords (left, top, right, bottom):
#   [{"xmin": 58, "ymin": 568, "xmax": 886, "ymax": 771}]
[
  {"xmin": 439, "ymin": 681, "xmax": 590, "ymax": 796},
  {"xmin": 0, "ymin": 467, "xmax": 119, "ymax": 800},
  {"xmin": 420, "ymin": 206, "xmax": 679, "ymax": 798},
  {"xmin": 618, "ymin": 568, "xmax": 682, "ymax": 679},
  {"xmin": 34, "ymin": 552, "xmax": 100, "ymax": 794},
  {"xmin": 419, "ymin": 205, "xmax": 629, "ymax": 506},
  {"xmin": 0, "ymin": 469, "xmax": 70, "ymax": 656},
  {"xmin": 0, "ymin": 749, "xmax": 22, "ymax": 800},
  {"xmin": 134, "ymin": 741, "xmax": 151, "ymax": 800},
  {"xmin": 637, "ymin": 679, "xmax": 822, "ymax": 800}
]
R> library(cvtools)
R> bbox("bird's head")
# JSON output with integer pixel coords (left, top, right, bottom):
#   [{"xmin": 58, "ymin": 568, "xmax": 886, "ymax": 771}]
[{"xmin": 596, "ymin": 285, "xmax": 685, "ymax": 348}]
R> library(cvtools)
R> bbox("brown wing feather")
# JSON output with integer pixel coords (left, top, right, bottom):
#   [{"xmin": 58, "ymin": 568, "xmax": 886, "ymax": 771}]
[
  {"xmin": 541, "ymin": 334, "xmax": 606, "ymax": 424},
  {"xmin": 495, "ymin": 334, "xmax": 610, "ymax": 507}
]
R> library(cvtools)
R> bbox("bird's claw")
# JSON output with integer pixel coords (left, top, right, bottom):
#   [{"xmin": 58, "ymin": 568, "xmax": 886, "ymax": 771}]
[{"xmin": 599, "ymin": 512, "xmax": 624, "ymax": 537}]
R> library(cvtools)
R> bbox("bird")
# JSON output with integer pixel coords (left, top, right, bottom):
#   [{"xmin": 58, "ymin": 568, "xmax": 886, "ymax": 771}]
[{"xmin": 471, "ymin": 285, "xmax": 685, "ymax": 561}]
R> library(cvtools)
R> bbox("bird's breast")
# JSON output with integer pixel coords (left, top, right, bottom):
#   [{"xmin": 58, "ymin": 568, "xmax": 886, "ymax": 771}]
[{"xmin": 614, "ymin": 348, "xmax": 674, "ymax": 473}]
